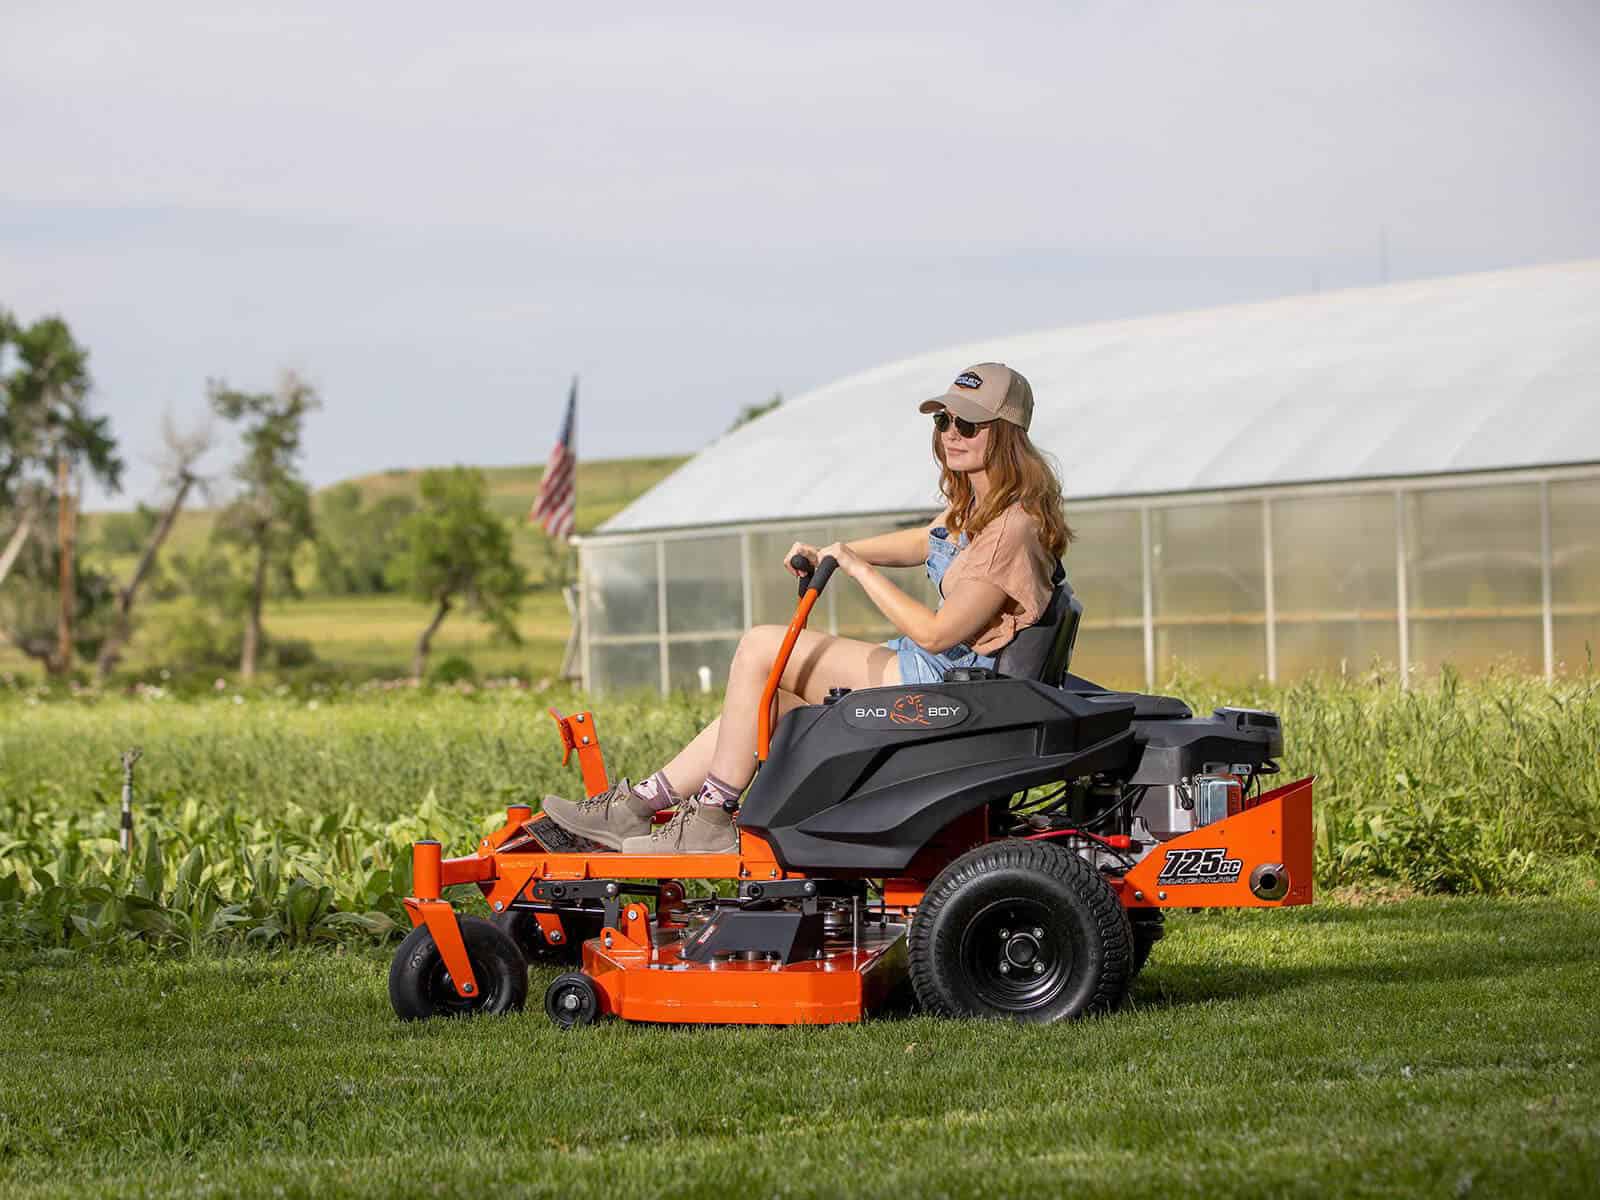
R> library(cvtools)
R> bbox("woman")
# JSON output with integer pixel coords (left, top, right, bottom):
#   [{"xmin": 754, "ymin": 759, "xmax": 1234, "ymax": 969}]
[{"xmin": 543, "ymin": 362, "xmax": 1072, "ymax": 854}]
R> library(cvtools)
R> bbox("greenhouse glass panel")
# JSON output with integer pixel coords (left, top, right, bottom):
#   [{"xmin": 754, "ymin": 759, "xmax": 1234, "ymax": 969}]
[
  {"xmin": 663, "ymin": 534, "xmax": 742, "ymax": 635},
  {"xmin": 588, "ymin": 641, "xmax": 662, "ymax": 694},
  {"xmin": 1062, "ymin": 507, "xmax": 1144, "ymax": 688},
  {"xmin": 583, "ymin": 540, "xmax": 659, "ymax": 638},
  {"xmin": 749, "ymin": 524, "xmax": 831, "ymax": 627},
  {"xmin": 1151, "ymin": 500, "xmax": 1266, "ymax": 679},
  {"xmin": 1272, "ymin": 492, "xmax": 1399, "ymax": 675},
  {"xmin": 1552, "ymin": 476, "xmax": 1600, "ymax": 675},
  {"xmin": 1405, "ymin": 483, "xmax": 1542, "ymax": 673},
  {"xmin": 667, "ymin": 636, "xmax": 742, "ymax": 693}
]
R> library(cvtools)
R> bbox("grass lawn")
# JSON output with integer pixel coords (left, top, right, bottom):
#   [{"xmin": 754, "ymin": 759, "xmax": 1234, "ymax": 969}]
[{"xmin": 2, "ymin": 897, "xmax": 1597, "ymax": 1198}]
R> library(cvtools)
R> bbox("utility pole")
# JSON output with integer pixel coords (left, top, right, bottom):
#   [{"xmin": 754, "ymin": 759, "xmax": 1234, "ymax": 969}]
[{"xmin": 56, "ymin": 447, "xmax": 73, "ymax": 672}]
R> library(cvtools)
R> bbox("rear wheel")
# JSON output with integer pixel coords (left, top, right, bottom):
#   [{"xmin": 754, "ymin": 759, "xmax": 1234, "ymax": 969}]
[
  {"xmin": 910, "ymin": 841, "xmax": 1133, "ymax": 1022},
  {"xmin": 388, "ymin": 915, "xmax": 528, "ymax": 1021}
]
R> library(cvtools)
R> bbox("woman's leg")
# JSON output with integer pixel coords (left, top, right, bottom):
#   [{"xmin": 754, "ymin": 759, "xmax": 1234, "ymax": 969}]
[
  {"xmin": 699, "ymin": 627, "xmax": 900, "ymax": 791},
  {"xmin": 654, "ymin": 686, "xmax": 807, "ymax": 800}
]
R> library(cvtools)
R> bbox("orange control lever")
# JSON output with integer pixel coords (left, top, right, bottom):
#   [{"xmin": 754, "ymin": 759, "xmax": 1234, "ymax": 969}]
[
  {"xmin": 757, "ymin": 555, "xmax": 838, "ymax": 762},
  {"xmin": 548, "ymin": 708, "xmax": 610, "ymax": 798}
]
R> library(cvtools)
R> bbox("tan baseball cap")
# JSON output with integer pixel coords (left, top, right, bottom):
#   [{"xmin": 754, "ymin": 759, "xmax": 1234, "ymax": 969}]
[{"xmin": 918, "ymin": 363, "xmax": 1034, "ymax": 430}]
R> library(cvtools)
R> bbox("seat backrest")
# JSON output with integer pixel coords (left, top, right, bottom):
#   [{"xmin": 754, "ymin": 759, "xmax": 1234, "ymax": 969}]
[{"xmin": 991, "ymin": 563, "xmax": 1082, "ymax": 687}]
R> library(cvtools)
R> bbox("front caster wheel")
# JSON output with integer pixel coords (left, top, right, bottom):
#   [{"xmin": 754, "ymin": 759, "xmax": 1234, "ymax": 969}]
[
  {"xmin": 389, "ymin": 915, "xmax": 528, "ymax": 1021},
  {"xmin": 544, "ymin": 972, "xmax": 602, "ymax": 1029},
  {"xmin": 909, "ymin": 840, "xmax": 1133, "ymax": 1022}
]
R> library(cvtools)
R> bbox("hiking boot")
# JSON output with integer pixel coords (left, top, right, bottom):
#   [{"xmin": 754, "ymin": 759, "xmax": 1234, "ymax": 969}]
[
  {"xmin": 620, "ymin": 801, "xmax": 740, "ymax": 855},
  {"xmin": 540, "ymin": 777, "xmax": 654, "ymax": 851}
]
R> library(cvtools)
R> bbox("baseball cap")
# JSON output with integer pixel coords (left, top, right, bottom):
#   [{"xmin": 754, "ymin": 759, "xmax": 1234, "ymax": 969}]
[{"xmin": 918, "ymin": 363, "xmax": 1034, "ymax": 430}]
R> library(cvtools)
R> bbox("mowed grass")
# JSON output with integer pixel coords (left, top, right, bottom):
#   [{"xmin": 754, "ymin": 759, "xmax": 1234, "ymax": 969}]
[{"xmin": 1, "ymin": 898, "xmax": 1597, "ymax": 1199}]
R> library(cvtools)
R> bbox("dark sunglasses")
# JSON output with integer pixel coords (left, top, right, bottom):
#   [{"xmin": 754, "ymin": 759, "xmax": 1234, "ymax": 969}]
[{"xmin": 932, "ymin": 410, "xmax": 990, "ymax": 438}]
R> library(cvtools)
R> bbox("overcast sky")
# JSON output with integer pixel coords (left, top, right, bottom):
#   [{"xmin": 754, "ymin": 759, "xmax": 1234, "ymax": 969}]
[{"xmin": 3, "ymin": 1, "xmax": 1596, "ymax": 507}]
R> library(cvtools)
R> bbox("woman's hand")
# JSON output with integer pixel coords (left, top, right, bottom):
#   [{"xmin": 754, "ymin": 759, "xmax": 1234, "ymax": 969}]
[
  {"xmin": 783, "ymin": 542, "xmax": 820, "ymax": 576},
  {"xmin": 818, "ymin": 541, "xmax": 867, "ymax": 580}
]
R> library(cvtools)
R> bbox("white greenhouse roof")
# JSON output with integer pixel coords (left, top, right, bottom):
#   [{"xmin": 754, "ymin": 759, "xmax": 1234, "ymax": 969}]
[{"xmin": 600, "ymin": 259, "xmax": 1600, "ymax": 534}]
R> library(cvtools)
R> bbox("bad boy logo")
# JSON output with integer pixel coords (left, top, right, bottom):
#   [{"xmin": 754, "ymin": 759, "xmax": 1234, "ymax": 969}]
[{"xmin": 842, "ymin": 692, "xmax": 969, "ymax": 731}]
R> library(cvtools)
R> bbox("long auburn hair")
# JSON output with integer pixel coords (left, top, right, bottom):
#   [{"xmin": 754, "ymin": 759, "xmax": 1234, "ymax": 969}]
[{"xmin": 933, "ymin": 419, "xmax": 1073, "ymax": 558}]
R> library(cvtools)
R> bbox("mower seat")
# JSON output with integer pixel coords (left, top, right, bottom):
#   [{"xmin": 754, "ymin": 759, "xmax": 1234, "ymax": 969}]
[{"xmin": 987, "ymin": 562, "xmax": 1082, "ymax": 687}]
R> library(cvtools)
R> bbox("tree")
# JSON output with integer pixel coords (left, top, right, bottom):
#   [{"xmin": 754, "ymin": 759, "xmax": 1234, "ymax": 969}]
[
  {"xmin": 210, "ymin": 371, "xmax": 319, "ymax": 680},
  {"xmin": 390, "ymin": 467, "xmax": 525, "ymax": 681},
  {"xmin": 313, "ymin": 482, "xmax": 415, "ymax": 595},
  {"xmin": 0, "ymin": 312, "xmax": 122, "ymax": 675},
  {"xmin": 95, "ymin": 411, "xmax": 215, "ymax": 679},
  {"xmin": 726, "ymin": 391, "xmax": 782, "ymax": 434}
]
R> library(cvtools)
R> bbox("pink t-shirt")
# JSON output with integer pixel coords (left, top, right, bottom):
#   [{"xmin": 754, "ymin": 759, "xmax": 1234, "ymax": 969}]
[{"xmin": 938, "ymin": 504, "xmax": 1056, "ymax": 655}]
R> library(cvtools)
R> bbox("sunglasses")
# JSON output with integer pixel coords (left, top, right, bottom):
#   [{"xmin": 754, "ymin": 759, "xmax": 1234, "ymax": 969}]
[{"xmin": 932, "ymin": 410, "xmax": 991, "ymax": 438}]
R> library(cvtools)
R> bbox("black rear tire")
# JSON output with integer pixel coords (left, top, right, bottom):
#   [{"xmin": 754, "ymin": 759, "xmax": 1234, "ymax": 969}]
[
  {"xmin": 388, "ymin": 915, "xmax": 528, "ymax": 1021},
  {"xmin": 1129, "ymin": 908, "xmax": 1165, "ymax": 975},
  {"xmin": 491, "ymin": 907, "xmax": 603, "ymax": 965},
  {"xmin": 544, "ymin": 972, "xmax": 602, "ymax": 1028},
  {"xmin": 910, "ymin": 840, "xmax": 1133, "ymax": 1022}
]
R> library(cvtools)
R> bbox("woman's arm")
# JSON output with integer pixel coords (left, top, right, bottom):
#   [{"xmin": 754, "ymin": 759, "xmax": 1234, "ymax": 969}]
[
  {"xmin": 821, "ymin": 542, "xmax": 1008, "ymax": 653},
  {"xmin": 784, "ymin": 512, "xmax": 941, "ymax": 575}
]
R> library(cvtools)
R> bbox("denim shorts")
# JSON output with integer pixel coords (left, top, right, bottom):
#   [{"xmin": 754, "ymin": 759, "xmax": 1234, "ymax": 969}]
[{"xmin": 884, "ymin": 635, "xmax": 996, "ymax": 685}]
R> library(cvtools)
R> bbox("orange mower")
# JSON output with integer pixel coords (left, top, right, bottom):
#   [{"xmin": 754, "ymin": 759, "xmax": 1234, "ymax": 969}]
[{"xmin": 388, "ymin": 555, "xmax": 1313, "ymax": 1026}]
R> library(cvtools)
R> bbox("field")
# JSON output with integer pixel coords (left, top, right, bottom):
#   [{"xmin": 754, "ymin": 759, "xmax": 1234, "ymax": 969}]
[
  {"xmin": 0, "ymin": 455, "xmax": 687, "ymax": 680},
  {"xmin": 2, "ymin": 677, "xmax": 1599, "ymax": 1196}
]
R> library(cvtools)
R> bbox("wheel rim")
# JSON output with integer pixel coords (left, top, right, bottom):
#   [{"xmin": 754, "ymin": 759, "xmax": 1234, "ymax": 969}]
[
  {"xmin": 424, "ymin": 956, "xmax": 486, "ymax": 1015},
  {"xmin": 957, "ymin": 898, "xmax": 1072, "ymax": 1013},
  {"xmin": 546, "ymin": 979, "xmax": 596, "ymax": 1028}
]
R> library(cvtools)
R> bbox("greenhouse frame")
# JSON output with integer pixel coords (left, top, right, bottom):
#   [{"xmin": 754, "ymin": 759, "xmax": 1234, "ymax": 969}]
[{"xmin": 577, "ymin": 261, "xmax": 1600, "ymax": 695}]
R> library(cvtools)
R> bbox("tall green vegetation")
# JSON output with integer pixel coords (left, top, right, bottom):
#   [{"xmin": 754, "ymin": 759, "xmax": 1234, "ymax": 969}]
[
  {"xmin": 0, "ymin": 674, "xmax": 1595, "ymax": 955},
  {"xmin": 210, "ymin": 372, "xmax": 320, "ymax": 680},
  {"xmin": 389, "ymin": 467, "xmax": 525, "ymax": 680}
]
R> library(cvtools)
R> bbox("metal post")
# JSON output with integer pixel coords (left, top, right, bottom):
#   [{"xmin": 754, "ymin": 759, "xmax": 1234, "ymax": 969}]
[
  {"xmin": 1140, "ymin": 507, "xmax": 1156, "ymax": 692},
  {"xmin": 1262, "ymin": 498, "xmax": 1277, "ymax": 684},
  {"xmin": 739, "ymin": 531, "xmax": 754, "ymax": 630},
  {"xmin": 1540, "ymin": 480, "xmax": 1554, "ymax": 682},
  {"xmin": 119, "ymin": 748, "xmax": 142, "ymax": 853},
  {"xmin": 578, "ymin": 543, "xmax": 593, "ymax": 692},
  {"xmin": 655, "ymin": 538, "xmax": 669, "ymax": 697},
  {"xmin": 1394, "ymin": 491, "xmax": 1410, "ymax": 687}
]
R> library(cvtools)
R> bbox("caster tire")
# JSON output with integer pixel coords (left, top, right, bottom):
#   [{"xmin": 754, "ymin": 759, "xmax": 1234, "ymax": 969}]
[
  {"xmin": 909, "ymin": 840, "xmax": 1133, "ymax": 1022},
  {"xmin": 388, "ymin": 915, "xmax": 528, "ymax": 1021},
  {"xmin": 545, "ymin": 972, "xmax": 602, "ymax": 1029},
  {"xmin": 491, "ymin": 908, "xmax": 603, "ymax": 965},
  {"xmin": 1129, "ymin": 908, "xmax": 1165, "ymax": 975}
]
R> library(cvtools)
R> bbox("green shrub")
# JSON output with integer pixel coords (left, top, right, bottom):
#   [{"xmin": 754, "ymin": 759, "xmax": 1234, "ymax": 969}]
[{"xmin": 429, "ymin": 655, "xmax": 476, "ymax": 685}]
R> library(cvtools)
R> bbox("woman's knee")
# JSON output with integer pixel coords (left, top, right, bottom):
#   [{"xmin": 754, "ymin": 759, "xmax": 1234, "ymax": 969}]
[{"xmin": 732, "ymin": 625, "xmax": 784, "ymax": 674}]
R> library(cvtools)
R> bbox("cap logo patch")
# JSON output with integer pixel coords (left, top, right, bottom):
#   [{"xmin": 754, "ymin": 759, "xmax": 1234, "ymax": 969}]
[{"xmin": 953, "ymin": 371, "xmax": 984, "ymax": 390}]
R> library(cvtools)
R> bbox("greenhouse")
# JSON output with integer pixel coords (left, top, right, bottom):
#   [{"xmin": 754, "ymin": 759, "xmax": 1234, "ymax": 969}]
[{"xmin": 578, "ymin": 260, "xmax": 1600, "ymax": 695}]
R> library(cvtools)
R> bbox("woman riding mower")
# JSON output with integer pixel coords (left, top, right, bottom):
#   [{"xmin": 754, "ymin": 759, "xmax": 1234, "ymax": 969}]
[{"xmin": 542, "ymin": 362, "xmax": 1072, "ymax": 854}]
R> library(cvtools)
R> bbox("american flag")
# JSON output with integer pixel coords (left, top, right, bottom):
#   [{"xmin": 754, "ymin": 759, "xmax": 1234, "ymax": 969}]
[{"xmin": 530, "ymin": 377, "xmax": 578, "ymax": 539}]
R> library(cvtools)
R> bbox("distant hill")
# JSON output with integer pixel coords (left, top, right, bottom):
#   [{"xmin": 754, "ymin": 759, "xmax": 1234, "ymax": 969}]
[{"xmin": 83, "ymin": 455, "xmax": 689, "ymax": 567}]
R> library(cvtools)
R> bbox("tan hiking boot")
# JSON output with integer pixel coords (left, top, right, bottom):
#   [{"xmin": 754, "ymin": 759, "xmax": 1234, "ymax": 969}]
[
  {"xmin": 620, "ymin": 801, "xmax": 740, "ymax": 855},
  {"xmin": 540, "ymin": 777, "xmax": 654, "ymax": 851}
]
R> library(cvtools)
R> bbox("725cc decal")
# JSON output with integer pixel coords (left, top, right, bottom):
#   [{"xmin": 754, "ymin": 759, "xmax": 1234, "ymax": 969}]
[{"xmin": 1157, "ymin": 847, "xmax": 1243, "ymax": 885}]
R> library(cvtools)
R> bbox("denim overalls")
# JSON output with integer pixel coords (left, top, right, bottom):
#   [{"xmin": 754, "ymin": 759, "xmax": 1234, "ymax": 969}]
[{"xmin": 883, "ymin": 525, "xmax": 1000, "ymax": 684}]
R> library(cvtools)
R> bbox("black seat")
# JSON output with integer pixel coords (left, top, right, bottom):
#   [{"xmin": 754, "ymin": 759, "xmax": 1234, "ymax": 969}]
[{"xmin": 988, "ymin": 562, "xmax": 1082, "ymax": 687}]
